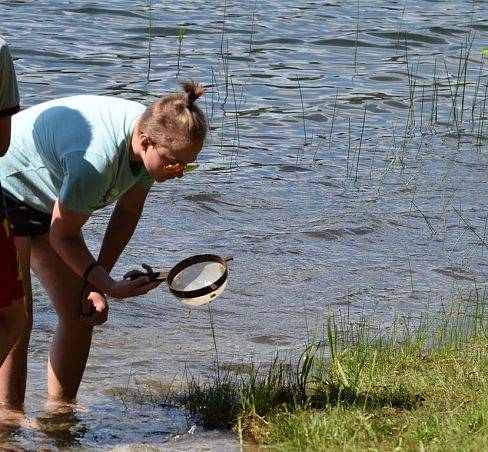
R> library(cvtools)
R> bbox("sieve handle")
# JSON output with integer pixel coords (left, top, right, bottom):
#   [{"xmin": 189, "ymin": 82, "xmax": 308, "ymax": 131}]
[
  {"xmin": 146, "ymin": 271, "xmax": 169, "ymax": 282},
  {"xmin": 126, "ymin": 271, "xmax": 168, "ymax": 282},
  {"xmin": 224, "ymin": 256, "xmax": 233, "ymax": 263}
]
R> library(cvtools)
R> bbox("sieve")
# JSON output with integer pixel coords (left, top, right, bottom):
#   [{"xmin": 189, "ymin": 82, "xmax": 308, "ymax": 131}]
[{"xmin": 125, "ymin": 254, "xmax": 233, "ymax": 307}]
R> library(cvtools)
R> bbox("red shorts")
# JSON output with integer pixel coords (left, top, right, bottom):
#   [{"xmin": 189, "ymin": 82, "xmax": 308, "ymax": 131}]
[{"xmin": 0, "ymin": 216, "xmax": 24, "ymax": 308}]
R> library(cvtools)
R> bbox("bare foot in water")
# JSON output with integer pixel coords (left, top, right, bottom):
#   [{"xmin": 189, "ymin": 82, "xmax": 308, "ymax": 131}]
[
  {"xmin": 34, "ymin": 400, "xmax": 89, "ymax": 446},
  {"xmin": 0, "ymin": 405, "xmax": 27, "ymax": 437}
]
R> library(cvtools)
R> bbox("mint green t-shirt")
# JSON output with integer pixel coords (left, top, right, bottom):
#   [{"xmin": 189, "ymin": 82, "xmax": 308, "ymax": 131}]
[{"xmin": 0, "ymin": 95, "xmax": 154, "ymax": 214}]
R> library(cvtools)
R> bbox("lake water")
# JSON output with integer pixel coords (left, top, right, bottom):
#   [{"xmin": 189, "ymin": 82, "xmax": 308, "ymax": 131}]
[{"xmin": 1, "ymin": 0, "xmax": 487, "ymax": 449}]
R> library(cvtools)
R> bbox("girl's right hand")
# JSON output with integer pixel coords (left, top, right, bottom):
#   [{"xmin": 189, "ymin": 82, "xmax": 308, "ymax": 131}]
[{"xmin": 106, "ymin": 277, "xmax": 162, "ymax": 299}]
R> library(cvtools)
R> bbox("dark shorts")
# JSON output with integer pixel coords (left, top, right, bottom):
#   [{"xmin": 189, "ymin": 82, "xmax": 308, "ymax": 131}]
[{"xmin": 4, "ymin": 193, "xmax": 52, "ymax": 237}]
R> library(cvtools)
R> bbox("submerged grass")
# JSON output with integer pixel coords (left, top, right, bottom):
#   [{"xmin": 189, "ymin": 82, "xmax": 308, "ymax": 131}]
[
  {"xmin": 145, "ymin": 0, "xmax": 153, "ymax": 82},
  {"xmin": 176, "ymin": 27, "xmax": 186, "ymax": 77},
  {"xmin": 181, "ymin": 291, "xmax": 487, "ymax": 450}
]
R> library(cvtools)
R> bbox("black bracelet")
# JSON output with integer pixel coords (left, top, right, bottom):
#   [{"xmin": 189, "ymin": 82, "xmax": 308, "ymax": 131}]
[{"xmin": 83, "ymin": 261, "xmax": 101, "ymax": 283}]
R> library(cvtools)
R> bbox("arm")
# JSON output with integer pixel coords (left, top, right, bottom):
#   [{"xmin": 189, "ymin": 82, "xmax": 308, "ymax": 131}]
[
  {"xmin": 97, "ymin": 184, "xmax": 149, "ymax": 273},
  {"xmin": 50, "ymin": 196, "xmax": 159, "ymax": 299},
  {"xmin": 0, "ymin": 115, "xmax": 12, "ymax": 156}
]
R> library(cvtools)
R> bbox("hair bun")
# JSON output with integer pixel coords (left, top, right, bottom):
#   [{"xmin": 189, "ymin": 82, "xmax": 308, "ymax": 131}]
[{"xmin": 181, "ymin": 80, "xmax": 204, "ymax": 106}]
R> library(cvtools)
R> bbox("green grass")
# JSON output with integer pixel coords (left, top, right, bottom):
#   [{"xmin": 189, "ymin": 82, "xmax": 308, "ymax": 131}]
[{"xmin": 181, "ymin": 293, "xmax": 488, "ymax": 450}]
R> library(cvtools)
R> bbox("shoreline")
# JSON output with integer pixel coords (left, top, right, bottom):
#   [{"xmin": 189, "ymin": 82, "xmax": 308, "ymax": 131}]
[{"xmin": 181, "ymin": 291, "xmax": 487, "ymax": 450}]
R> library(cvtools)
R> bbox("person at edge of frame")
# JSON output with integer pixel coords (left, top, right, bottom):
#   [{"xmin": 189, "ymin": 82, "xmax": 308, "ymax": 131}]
[
  {"xmin": 0, "ymin": 79, "xmax": 207, "ymax": 407},
  {"xmin": 0, "ymin": 37, "xmax": 27, "ymax": 381}
]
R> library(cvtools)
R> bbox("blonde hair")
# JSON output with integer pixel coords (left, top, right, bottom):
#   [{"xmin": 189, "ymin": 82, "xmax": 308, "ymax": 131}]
[{"xmin": 139, "ymin": 80, "xmax": 207, "ymax": 149}]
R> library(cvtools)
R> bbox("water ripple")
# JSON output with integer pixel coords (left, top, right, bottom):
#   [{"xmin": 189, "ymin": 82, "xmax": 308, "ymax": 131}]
[{"xmin": 1, "ymin": 0, "xmax": 487, "ymax": 449}]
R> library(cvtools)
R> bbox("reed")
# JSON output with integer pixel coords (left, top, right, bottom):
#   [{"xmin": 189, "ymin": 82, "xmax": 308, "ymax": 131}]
[
  {"xmin": 419, "ymin": 83, "xmax": 426, "ymax": 133},
  {"xmin": 406, "ymin": 251, "xmax": 414, "ymax": 292},
  {"xmin": 220, "ymin": 0, "xmax": 228, "ymax": 58},
  {"xmin": 229, "ymin": 75, "xmax": 242, "ymax": 170},
  {"xmin": 328, "ymin": 88, "xmax": 339, "ymax": 152},
  {"xmin": 353, "ymin": 0, "xmax": 360, "ymax": 69},
  {"xmin": 368, "ymin": 137, "xmax": 378, "ymax": 179},
  {"xmin": 477, "ymin": 81, "xmax": 487, "ymax": 147},
  {"xmin": 346, "ymin": 117, "xmax": 352, "ymax": 178},
  {"xmin": 354, "ymin": 104, "xmax": 367, "ymax": 182},
  {"xmin": 146, "ymin": 0, "xmax": 153, "ymax": 82},
  {"xmin": 248, "ymin": 0, "xmax": 257, "ymax": 55},
  {"xmin": 470, "ymin": 55, "xmax": 484, "ymax": 124},
  {"xmin": 482, "ymin": 215, "xmax": 488, "ymax": 258},
  {"xmin": 208, "ymin": 306, "xmax": 220, "ymax": 380},
  {"xmin": 403, "ymin": 40, "xmax": 418, "ymax": 132},
  {"xmin": 459, "ymin": 34, "xmax": 474, "ymax": 124},
  {"xmin": 230, "ymin": 75, "xmax": 241, "ymax": 148},
  {"xmin": 176, "ymin": 27, "xmax": 186, "ymax": 77},
  {"xmin": 296, "ymin": 74, "xmax": 307, "ymax": 149},
  {"xmin": 376, "ymin": 121, "xmax": 402, "ymax": 193},
  {"xmin": 211, "ymin": 67, "xmax": 218, "ymax": 117},
  {"xmin": 411, "ymin": 200, "xmax": 437, "ymax": 235},
  {"xmin": 428, "ymin": 60, "xmax": 439, "ymax": 130},
  {"xmin": 452, "ymin": 206, "xmax": 488, "ymax": 250},
  {"xmin": 221, "ymin": 38, "xmax": 230, "ymax": 108}
]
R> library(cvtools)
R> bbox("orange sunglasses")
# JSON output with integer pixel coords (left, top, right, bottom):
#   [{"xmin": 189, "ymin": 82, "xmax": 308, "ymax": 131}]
[{"xmin": 163, "ymin": 162, "xmax": 186, "ymax": 173}]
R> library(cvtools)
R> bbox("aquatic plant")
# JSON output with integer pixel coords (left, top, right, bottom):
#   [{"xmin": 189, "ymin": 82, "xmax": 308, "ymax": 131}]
[
  {"xmin": 146, "ymin": 0, "xmax": 153, "ymax": 82},
  {"xmin": 248, "ymin": 0, "xmax": 257, "ymax": 56},
  {"xmin": 176, "ymin": 27, "xmax": 186, "ymax": 77},
  {"xmin": 296, "ymin": 74, "xmax": 307, "ymax": 151}
]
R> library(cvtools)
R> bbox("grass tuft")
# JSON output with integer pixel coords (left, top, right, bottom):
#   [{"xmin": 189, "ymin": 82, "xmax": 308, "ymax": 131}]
[{"xmin": 180, "ymin": 291, "xmax": 488, "ymax": 450}]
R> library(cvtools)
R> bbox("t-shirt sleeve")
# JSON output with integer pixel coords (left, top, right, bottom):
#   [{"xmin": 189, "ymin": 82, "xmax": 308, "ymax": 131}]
[
  {"xmin": 0, "ymin": 41, "xmax": 20, "ymax": 117},
  {"xmin": 59, "ymin": 152, "xmax": 113, "ymax": 214}
]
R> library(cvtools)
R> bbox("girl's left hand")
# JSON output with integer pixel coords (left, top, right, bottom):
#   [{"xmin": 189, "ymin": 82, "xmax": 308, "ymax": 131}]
[
  {"xmin": 80, "ymin": 285, "xmax": 109, "ymax": 326},
  {"xmin": 105, "ymin": 276, "xmax": 162, "ymax": 299}
]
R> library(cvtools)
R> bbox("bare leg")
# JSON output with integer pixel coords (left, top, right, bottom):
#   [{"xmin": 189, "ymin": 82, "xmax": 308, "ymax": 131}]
[
  {"xmin": 0, "ymin": 298, "xmax": 27, "ymax": 370},
  {"xmin": 31, "ymin": 233, "xmax": 93, "ymax": 401},
  {"xmin": 0, "ymin": 236, "xmax": 32, "ymax": 406}
]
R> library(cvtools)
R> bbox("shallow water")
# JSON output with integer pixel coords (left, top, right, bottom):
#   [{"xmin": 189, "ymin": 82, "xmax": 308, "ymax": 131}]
[{"xmin": 1, "ymin": 0, "xmax": 487, "ymax": 449}]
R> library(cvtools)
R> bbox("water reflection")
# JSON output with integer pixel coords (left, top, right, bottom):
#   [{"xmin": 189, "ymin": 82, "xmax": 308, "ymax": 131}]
[
  {"xmin": 0, "ymin": 406, "xmax": 26, "ymax": 444},
  {"xmin": 0, "ymin": 402, "xmax": 87, "ymax": 449},
  {"xmin": 34, "ymin": 401, "xmax": 88, "ymax": 448}
]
